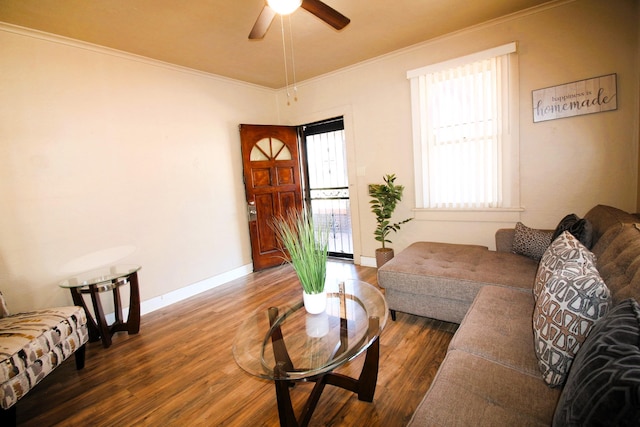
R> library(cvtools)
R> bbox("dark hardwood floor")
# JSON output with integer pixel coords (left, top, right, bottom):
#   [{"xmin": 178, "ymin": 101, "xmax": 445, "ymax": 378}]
[{"xmin": 16, "ymin": 260, "xmax": 457, "ymax": 426}]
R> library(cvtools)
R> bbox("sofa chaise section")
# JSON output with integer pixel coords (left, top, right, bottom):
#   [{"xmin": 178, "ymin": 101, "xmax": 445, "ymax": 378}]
[{"xmin": 378, "ymin": 241, "xmax": 539, "ymax": 323}]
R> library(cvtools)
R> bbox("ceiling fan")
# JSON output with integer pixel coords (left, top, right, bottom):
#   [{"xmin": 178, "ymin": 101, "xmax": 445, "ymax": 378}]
[{"xmin": 249, "ymin": 0, "xmax": 350, "ymax": 40}]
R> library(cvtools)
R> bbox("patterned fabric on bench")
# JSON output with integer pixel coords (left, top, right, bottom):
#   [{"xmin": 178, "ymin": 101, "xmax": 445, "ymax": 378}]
[{"xmin": 0, "ymin": 304, "xmax": 89, "ymax": 410}]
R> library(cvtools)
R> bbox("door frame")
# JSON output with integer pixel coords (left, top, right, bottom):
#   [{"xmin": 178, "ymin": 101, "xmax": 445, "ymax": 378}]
[
  {"xmin": 301, "ymin": 116, "xmax": 353, "ymax": 259},
  {"xmin": 287, "ymin": 107, "xmax": 362, "ymax": 265}
]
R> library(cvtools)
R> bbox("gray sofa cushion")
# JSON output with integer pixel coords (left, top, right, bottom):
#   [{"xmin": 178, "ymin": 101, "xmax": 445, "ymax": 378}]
[
  {"xmin": 448, "ymin": 285, "xmax": 540, "ymax": 377},
  {"xmin": 378, "ymin": 242, "xmax": 538, "ymax": 323},
  {"xmin": 379, "ymin": 242, "xmax": 538, "ymax": 295},
  {"xmin": 408, "ymin": 349, "xmax": 561, "ymax": 427},
  {"xmin": 378, "ymin": 241, "xmax": 539, "ymax": 323},
  {"xmin": 584, "ymin": 204, "xmax": 638, "ymax": 246}
]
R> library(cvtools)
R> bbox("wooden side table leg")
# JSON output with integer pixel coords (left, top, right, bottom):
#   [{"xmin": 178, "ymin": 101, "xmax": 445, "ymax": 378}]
[
  {"xmin": 89, "ymin": 285, "xmax": 112, "ymax": 348},
  {"xmin": 70, "ymin": 288, "xmax": 100, "ymax": 343},
  {"xmin": 126, "ymin": 272, "xmax": 141, "ymax": 334},
  {"xmin": 112, "ymin": 283, "xmax": 124, "ymax": 325}
]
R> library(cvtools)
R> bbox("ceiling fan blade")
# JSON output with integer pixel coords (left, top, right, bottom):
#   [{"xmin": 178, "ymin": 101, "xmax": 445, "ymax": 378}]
[
  {"xmin": 249, "ymin": 5, "xmax": 277, "ymax": 39},
  {"xmin": 301, "ymin": 0, "xmax": 350, "ymax": 30}
]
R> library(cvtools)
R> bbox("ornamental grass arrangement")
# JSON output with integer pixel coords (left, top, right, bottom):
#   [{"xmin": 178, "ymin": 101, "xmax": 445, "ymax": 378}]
[{"xmin": 272, "ymin": 208, "xmax": 329, "ymax": 296}]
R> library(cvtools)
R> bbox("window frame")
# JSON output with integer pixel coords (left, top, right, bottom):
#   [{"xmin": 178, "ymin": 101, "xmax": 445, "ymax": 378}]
[{"xmin": 407, "ymin": 42, "xmax": 522, "ymax": 221}]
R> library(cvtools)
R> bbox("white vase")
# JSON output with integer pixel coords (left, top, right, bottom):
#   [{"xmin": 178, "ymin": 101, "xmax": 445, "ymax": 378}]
[{"xmin": 303, "ymin": 291, "xmax": 327, "ymax": 314}]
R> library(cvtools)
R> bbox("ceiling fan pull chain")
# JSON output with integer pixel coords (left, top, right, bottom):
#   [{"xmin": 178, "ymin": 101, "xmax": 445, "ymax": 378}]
[
  {"xmin": 287, "ymin": 16, "xmax": 298, "ymax": 102},
  {"xmin": 280, "ymin": 15, "xmax": 292, "ymax": 105}
]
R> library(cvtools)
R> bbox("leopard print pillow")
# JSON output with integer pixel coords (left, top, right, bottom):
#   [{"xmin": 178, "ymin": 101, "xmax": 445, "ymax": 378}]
[{"xmin": 513, "ymin": 221, "xmax": 553, "ymax": 261}]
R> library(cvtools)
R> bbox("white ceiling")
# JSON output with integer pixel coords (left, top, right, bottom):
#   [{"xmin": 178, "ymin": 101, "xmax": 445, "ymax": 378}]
[{"xmin": 0, "ymin": 0, "xmax": 554, "ymax": 89}]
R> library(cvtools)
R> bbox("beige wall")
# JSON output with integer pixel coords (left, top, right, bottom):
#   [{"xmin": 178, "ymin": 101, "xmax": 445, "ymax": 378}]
[
  {"xmin": 0, "ymin": 26, "xmax": 279, "ymax": 312},
  {"xmin": 280, "ymin": 0, "xmax": 640, "ymax": 259},
  {"xmin": 1, "ymin": 0, "xmax": 638, "ymax": 313}
]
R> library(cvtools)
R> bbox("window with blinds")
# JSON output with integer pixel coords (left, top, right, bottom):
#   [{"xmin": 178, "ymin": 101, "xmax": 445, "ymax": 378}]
[{"xmin": 408, "ymin": 43, "xmax": 519, "ymax": 210}]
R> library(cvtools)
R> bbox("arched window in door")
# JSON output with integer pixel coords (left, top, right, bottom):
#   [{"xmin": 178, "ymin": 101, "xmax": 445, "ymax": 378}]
[{"xmin": 250, "ymin": 138, "xmax": 292, "ymax": 161}]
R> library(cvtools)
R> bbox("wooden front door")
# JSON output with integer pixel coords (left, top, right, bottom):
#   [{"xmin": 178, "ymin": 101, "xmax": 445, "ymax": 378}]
[{"xmin": 240, "ymin": 124, "xmax": 303, "ymax": 271}]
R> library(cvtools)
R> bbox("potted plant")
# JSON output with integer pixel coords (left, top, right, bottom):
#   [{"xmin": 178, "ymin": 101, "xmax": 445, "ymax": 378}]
[
  {"xmin": 369, "ymin": 174, "xmax": 413, "ymax": 268},
  {"xmin": 272, "ymin": 208, "xmax": 329, "ymax": 314}
]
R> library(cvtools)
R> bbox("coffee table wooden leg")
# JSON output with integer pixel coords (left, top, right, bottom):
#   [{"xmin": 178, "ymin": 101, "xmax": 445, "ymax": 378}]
[
  {"xmin": 298, "ymin": 376, "xmax": 328, "ymax": 427},
  {"xmin": 357, "ymin": 316, "xmax": 380, "ymax": 402},
  {"xmin": 324, "ymin": 316, "xmax": 380, "ymax": 402},
  {"xmin": 269, "ymin": 312, "xmax": 381, "ymax": 426},
  {"xmin": 268, "ymin": 307, "xmax": 294, "ymax": 372},
  {"xmin": 274, "ymin": 362, "xmax": 299, "ymax": 427}
]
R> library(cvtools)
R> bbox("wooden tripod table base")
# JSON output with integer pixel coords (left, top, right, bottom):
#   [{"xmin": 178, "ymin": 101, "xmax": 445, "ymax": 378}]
[
  {"xmin": 233, "ymin": 280, "xmax": 388, "ymax": 427},
  {"xmin": 274, "ymin": 317, "xmax": 380, "ymax": 427}
]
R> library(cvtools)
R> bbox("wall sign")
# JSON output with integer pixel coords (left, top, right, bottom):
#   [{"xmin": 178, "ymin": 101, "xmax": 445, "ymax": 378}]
[{"xmin": 532, "ymin": 73, "xmax": 617, "ymax": 123}]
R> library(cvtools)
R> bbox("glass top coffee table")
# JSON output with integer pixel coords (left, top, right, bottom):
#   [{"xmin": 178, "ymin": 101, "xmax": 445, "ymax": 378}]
[{"xmin": 233, "ymin": 280, "xmax": 388, "ymax": 427}]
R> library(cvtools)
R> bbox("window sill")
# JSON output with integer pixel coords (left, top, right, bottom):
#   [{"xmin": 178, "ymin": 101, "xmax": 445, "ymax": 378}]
[{"xmin": 412, "ymin": 207, "xmax": 524, "ymax": 223}]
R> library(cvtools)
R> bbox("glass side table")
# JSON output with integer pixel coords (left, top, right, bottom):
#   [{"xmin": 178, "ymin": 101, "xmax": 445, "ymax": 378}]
[
  {"xmin": 59, "ymin": 264, "xmax": 141, "ymax": 348},
  {"xmin": 233, "ymin": 280, "xmax": 388, "ymax": 427}
]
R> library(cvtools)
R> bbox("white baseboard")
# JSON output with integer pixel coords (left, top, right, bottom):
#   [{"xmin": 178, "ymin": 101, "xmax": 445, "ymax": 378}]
[
  {"xmin": 360, "ymin": 256, "xmax": 377, "ymax": 268},
  {"xmin": 105, "ymin": 263, "xmax": 253, "ymax": 323}
]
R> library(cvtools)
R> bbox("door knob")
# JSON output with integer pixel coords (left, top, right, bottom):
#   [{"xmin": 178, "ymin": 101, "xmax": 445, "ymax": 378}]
[{"xmin": 248, "ymin": 201, "xmax": 257, "ymax": 222}]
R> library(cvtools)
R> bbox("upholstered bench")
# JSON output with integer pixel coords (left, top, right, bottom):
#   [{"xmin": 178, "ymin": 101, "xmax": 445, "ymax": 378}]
[{"xmin": 0, "ymin": 294, "xmax": 89, "ymax": 424}]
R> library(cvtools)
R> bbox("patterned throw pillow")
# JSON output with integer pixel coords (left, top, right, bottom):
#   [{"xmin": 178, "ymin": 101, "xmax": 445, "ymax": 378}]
[
  {"xmin": 552, "ymin": 213, "xmax": 594, "ymax": 249},
  {"xmin": 533, "ymin": 260, "xmax": 611, "ymax": 387},
  {"xmin": 533, "ymin": 231, "xmax": 597, "ymax": 301},
  {"xmin": 512, "ymin": 222, "xmax": 553, "ymax": 261},
  {"xmin": 552, "ymin": 298, "xmax": 640, "ymax": 426}
]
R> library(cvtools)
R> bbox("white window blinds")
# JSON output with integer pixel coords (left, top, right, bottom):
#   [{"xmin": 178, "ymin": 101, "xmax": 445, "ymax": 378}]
[{"xmin": 408, "ymin": 43, "xmax": 517, "ymax": 209}]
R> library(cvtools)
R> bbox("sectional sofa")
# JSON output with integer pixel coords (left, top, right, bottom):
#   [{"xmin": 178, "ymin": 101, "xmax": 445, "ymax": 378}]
[{"xmin": 378, "ymin": 204, "xmax": 640, "ymax": 426}]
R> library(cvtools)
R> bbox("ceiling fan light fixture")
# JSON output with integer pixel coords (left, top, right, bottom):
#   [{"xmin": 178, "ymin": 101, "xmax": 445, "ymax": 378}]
[{"xmin": 267, "ymin": 0, "xmax": 302, "ymax": 15}]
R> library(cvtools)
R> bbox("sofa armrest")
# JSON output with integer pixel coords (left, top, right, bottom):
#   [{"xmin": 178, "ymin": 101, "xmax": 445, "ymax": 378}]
[{"xmin": 495, "ymin": 228, "xmax": 515, "ymax": 253}]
